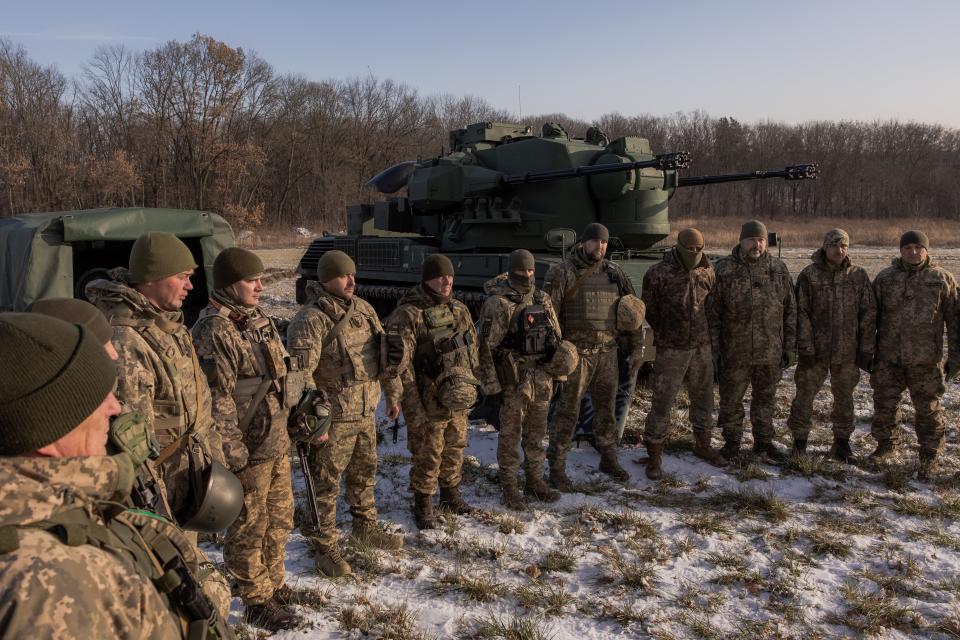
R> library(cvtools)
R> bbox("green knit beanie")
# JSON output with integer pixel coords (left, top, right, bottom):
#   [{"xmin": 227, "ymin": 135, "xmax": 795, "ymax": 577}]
[
  {"xmin": 129, "ymin": 232, "xmax": 197, "ymax": 284},
  {"xmin": 739, "ymin": 220, "xmax": 767, "ymax": 241},
  {"xmin": 28, "ymin": 298, "xmax": 113, "ymax": 344},
  {"xmin": 900, "ymin": 230, "xmax": 929, "ymax": 249},
  {"xmin": 422, "ymin": 254, "xmax": 455, "ymax": 281},
  {"xmin": 317, "ymin": 250, "xmax": 356, "ymax": 283},
  {"xmin": 0, "ymin": 313, "xmax": 117, "ymax": 455},
  {"xmin": 214, "ymin": 247, "xmax": 265, "ymax": 289},
  {"xmin": 508, "ymin": 249, "xmax": 535, "ymax": 273},
  {"xmin": 581, "ymin": 223, "xmax": 609, "ymax": 242}
]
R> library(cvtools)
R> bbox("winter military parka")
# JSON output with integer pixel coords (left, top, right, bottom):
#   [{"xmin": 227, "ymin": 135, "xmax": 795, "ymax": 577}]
[
  {"xmin": 795, "ymin": 249, "xmax": 876, "ymax": 364},
  {"xmin": 641, "ymin": 248, "xmax": 715, "ymax": 350}
]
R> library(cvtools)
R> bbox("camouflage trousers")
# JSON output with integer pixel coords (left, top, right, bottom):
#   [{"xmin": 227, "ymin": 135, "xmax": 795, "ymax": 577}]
[
  {"xmin": 787, "ymin": 359, "xmax": 861, "ymax": 440},
  {"xmin": 871, "ymin": 360, "xmax": 946, "ymax": 453},
  {"xmin": 717, "ymin": 364, "xmax": 783, "ymax": 444},
  {"xmin": 644, "ymin": 345, "xmax": 715, "ymax": 446},
  {"xmin": 548, "ymin": 346, "xmax": 619, "ymax": 465},
  {"xmin": 306, "ymin": 416, "xmax": 378, "ymax": 549},
  {"xmin": 224, "ymin": 454, "xmax": 294, "ymax": 605},
  {"xmin": 498, "ymin": 373, "xmax": 553, "ymax": 486},
  {"xmin": 410, "ymin": 413, "xmax": 468, "ymax": 495}
]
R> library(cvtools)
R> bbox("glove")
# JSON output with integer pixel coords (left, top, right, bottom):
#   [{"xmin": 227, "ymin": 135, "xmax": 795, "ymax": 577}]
[
  {"xmin": 946, "ymin": 359, "xmax": 960, "ymax": 381},
  {"xmin": 798, "ymin": 353, "xmax": 817, "ymax": 369},
  {"xmin": 781, "ymin": 351, "xmax": 798, "ymax": 369},
  {"xmin": 855, "ymin": 350, "xmax": 874, "ymax": 374}
]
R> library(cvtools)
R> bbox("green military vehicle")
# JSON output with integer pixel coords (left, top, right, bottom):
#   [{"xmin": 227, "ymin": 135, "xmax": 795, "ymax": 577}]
[{"xmin": 0, "ymin": 207, "xmax": 234, "ymax": 323}]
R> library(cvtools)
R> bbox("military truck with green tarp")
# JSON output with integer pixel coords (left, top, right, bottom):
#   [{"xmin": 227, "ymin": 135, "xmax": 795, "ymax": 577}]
[{"xmin": 0, "ymin": 207, "xmax": 234, "ymax": 323}]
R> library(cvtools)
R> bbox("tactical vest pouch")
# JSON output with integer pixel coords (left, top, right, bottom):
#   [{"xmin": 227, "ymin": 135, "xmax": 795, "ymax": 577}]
[
  {"xmin": 152, "ymin": 400, "xmax": 184, "ymax": 448},
  {"xmin": 434, "ymin": 366, "xmax": 480, "ymax": 411},
  {"xmin": 516, "ymin": 303, "xmax": 557, "ymax": 357},
  {"xmin": 494, "ymin": 352, "xmax": 521, "ymax": 387},
  {"xmin": 109, "ymin": 411, "xmax": 160, "ymax": 467}
]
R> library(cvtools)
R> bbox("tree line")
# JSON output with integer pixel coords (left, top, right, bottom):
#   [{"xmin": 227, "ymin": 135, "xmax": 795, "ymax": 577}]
[{"xmin": 2, "ymin": 34, "xmax": 958, "ymax": 230}]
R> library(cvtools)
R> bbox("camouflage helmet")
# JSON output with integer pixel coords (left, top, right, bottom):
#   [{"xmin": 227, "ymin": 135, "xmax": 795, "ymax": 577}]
[
  {"xmin": 544, "ymin": 340, "xmax": 579, "ymax": 379},
  {"xmin": 616, "ymin": 295, "xmax": 646, "ymax": 333}
]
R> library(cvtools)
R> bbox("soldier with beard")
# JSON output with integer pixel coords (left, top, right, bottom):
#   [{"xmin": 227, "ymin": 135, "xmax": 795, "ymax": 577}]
[
  {"xmin": 542, "ymin": 223, "xmax": 643, "ymax": 490},
  {"xmin": 383, "ymin": 255, "xmax": 481, "ymax": 529},
  {"xmin": 477, "ymin": 249, "xmax": 579, "ymax": 509},
  {"xmin": 870, "ymin": 231, "xmax": 959, "ymax": 480},
  {"xmin": 786, "ymin": 229, "xmax": 876, "ymax": 462},
  {"xmin": 709, "ymin": 220, "xmax": 797, "ymax": 463},
  {"xmin": 192, "ymin": 248, "xmax": 307, "ymax": 631},
  {"xmin": 287, "ymin": 251, "xmax": 404, "ymax": 577},
  {"xmin": 641, "ymin": 228, "xmax": 724, "ymax": 479}
]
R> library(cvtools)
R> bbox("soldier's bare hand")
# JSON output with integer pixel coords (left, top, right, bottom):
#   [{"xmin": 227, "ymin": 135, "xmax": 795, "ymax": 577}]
[
  {"xmin": 386, "ymin": 403, "xmax": 400, "ymax": 420},
  {"xmin": 317, "ymin": 432, "xmax": 330, "ymax": 444}
]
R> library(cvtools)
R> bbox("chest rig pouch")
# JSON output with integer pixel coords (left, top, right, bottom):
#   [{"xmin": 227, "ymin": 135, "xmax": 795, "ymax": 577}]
[
  {"xmin": 562, "ymin": 268, "xmax": 621, "ymax": 332},
  {"xmin": 416, "ymin": 303, "xmax": 480, "ymax": 411}
]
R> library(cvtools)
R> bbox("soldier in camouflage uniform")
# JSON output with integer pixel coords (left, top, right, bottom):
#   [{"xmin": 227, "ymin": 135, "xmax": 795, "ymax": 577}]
[
  {"xmin": 641, "ymin": 228, "xmax": 724, "ymax": 479},
  {"xmin": 192, "ymin": 248, "xmax": 306, "ymax": 631},
  {"xmin": 870, "ymin": 231, "xmax": 960, "ymax": 479},
  {"xmin": 786, "ymin": 229, "xmax": 876, "ymax": 462},
  {"xmin": 543, "ymin": 223, "xmax": 642, "ymax": 490},
  {"xmin": 287, "ymin": 250, "xmax": 404, "ymax": 576},
  {"xmin": 709, "ymin": 220, "xmax": 797, "ymax": 463},
  {"xmin": 0, "ymin": 313, "xmax": 234, "ymax": 639},
  {"xmin": 86, "ymin": 232, "xmax": 225, "ymax": 521},
  {"xmin": 477, "ymin": 249, "xmax": 577, "ymax": 509},
  {"xmin": 383, "ymin": 254, "xmax": 481, "ymax": 529}
]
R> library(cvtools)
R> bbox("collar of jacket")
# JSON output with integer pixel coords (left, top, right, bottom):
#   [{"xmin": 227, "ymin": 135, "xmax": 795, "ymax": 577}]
[
  {"xmin": 893, "ymin": 256, "xmax": 931, "ymax": 273},
  {"xmin": 811, "ymin": 248, "xmax": 850, "ymax": 272},
  {"xmin": 88, "ymin": 268, "xmax": 184, "ymax": 326}
]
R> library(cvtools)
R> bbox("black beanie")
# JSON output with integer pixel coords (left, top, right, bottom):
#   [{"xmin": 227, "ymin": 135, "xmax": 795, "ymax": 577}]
[
  {"xmin": 581, "ymin": 223, "xmax": 609, "ymax": 242},
  {"xmin": 740, "ymin": 220, "xmax": 767, "ymax": 241},
  {"xmin": 508, "ymin": 249, "xmax": 535, "ymax": 273},
  {"xmin": 0, "ymin": 313, "xmax": 117, "ymax": 455},
  {"xmin": 214, "ymin": 247, "xmax": 265, "ymax": 289},
  {"xmin": 900, "ymin": 230, "xmax": 929, "ymax": 249},
  {"xmin": 317, "ymin": 250, "xmax": 357, "ymax": 283},
  {"xmin": 29, "ymin": 298, "xmax": 113, "ymax": 344},
  {"xmin": 422, "ymin": 254, "xmax": 455, "ymax": 281}
]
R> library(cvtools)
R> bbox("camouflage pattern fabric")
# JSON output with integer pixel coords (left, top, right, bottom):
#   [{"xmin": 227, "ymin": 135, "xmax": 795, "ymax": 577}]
[
  {"xmin": 873, "ymin": 257, "xmax": 960, "ymax": 367},
  {"xmin": 871, "ymin": 361, "xmax": 946, "ymax": 452},
  {"xmin": 224, "ymin": 454, "xmax": 294, "ymax": 604},
  {"xmin": 641, "ymin": 249, "xmax": 715, "ymax": 351},
  {"xmin": 717, "ymin": 364, "xmax": 783, "ymax": 444},
  {"xmin": 787, "ymin": 360, "xmax": 861, "ymax": 439},
  {"xmin": 0, "ymin": 454, "xmax": 219, "ymax": 639},
  {"xmin": 548, "ymin": 347, "xmax": 619, "ymax": 464},
  {"xmin": 287, "ymin": 282, "xmax": 401, "ymax": 419},
  {"xmin": 305, "ymin": 416, "xmax": 378, "ymax": 548},
  {"xmin": 795, "ymin": 250, "xmax": 876, "ymax": 363},
  {"xmin": 192, "ymin": 299, "xmax": 292, "ymax": 468},
  {"xmin": 708, "ymin": 246, "xmax": 797, "ymax": 367},
  {"xmin": 410, "ymin": 414, "xmax": 469, "ymax": 495},
  {"xmin": 477, "ymin": 274, "xmax": 561, "ymax": 485},
  {"xmin": 86, "ymin": 269, "xmax": 224, "ymax": 517},
  {"xmin": 644, "ymin": 345, "xmax": 715, "ymax": 446}
]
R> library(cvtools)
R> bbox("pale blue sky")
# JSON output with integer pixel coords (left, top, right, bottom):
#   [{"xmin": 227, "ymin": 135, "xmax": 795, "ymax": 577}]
[{"xmin": 3, "ymin": 0, "xmax": 959, "ymax": 126}]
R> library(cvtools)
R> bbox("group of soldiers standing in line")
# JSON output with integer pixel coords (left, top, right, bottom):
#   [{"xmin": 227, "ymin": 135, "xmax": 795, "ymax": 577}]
[{"xmin": 0, "ymin": 217, "xmax": 955, "ymax": 637}]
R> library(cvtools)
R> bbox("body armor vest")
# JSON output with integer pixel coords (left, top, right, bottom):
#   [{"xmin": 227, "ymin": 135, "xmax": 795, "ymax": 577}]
[
  {"xmin": 562, "ymin": 268, "xmax": 621, "ymax": 332},
  {"xmin": 501, "ymin": 291, "xmax": 558, "ymax": 359},
  {"xmin": 415, "ymin": 302, "xmax": 480, "ymax": 411},
  {"xmin": 315, "ymin": 302, "xmax": 381, "ymax": 388}
]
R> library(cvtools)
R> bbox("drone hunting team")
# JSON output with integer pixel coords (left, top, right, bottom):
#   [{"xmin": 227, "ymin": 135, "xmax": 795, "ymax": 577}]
[{"xmin": 0, "ymin": 219, "xmax": 956, "ymax": 637}]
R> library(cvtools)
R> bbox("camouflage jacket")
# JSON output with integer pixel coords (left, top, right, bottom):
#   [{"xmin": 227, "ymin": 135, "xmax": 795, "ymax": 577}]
[
  {"xmin": 0, "ymin": 454, "xmax": 183, "ymax": 639},
  {"xmin": 86, "ymin": 269, "xmax": 224, "ymax": 515},
  {"xmin": 477, "ymin": 274, "xmax": 562, "ymax": 394},
  {"xmin": 795, "ymin": 249, "xmax": 876, "ymax": 363},
  {"xmin": 641, "ymin": 248, "xmax": 715, "ymax": 350},
  {"xmin": 192, "ymin": 296, "xmax": 296, "ymax": 467},
  {"xmin": 286, "ymin": 281, "xmax": 400, "ymax": 422},
  {"xmin": 708, "ymin": 246, "xmax": 797, "ymax": 367},
  {"xmin": 383, "ymin": 284, "xmax": 480, "ymax": 424},
  {"xmin": 542, "ymin": 245, "xmax": 637, "ymax": 350},
  {"xmin": 873, "ymin": 257, "xmax": 960, "ymax": 367}
]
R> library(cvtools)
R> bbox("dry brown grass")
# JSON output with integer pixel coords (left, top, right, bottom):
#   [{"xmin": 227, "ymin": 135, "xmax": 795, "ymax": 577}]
[
  {"xmin": 661, "ymin": 216, "xmax": 960, "ymax": 249},
  {"xmin": 237, "ymin": 227, "xmax": 317, "ymax": 249}
]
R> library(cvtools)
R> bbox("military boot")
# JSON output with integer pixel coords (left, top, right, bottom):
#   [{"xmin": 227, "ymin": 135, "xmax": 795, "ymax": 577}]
[
  {"xmin": 720, "ymin": 438, "xmax": 741, "ymax": 462},
  {"xmin": 244, "ymin": 600, "xmax": 303, "ymax": 631},
  {"xmin": 644, "ymin": 443, "xmax": 663, "ymax": 480},
  {"xmin": 693, "ymin": 432, "xmax": 728, "ymax": 467},
  {"xmin": 791, "ymin": 437, "xmax": 808, "ymax": 456},
  {"xmin": 598, "ymin": 448, "xmax": 629, "ymax": 481},
  {"xmin": 869, "ymin": 439, "xmax": 896, "ymax": 462},
  {"xmin": 413, "ymin": 492, "xmax": 438, "ymax": 530},
  {"xmin": 549, "ymin": 460, "xmax": 575, "ymax": 493},
  {"xmin": 830, "ymin": 437, "xmax": 854, "ymax": 464},
  {"xmin": 316, "ymin": 544, "xmax": 351, "ymax": 578},
  {"xmin": 753, "ymin": 440, "xmax": 788, "ymax": 463},
  {"xmin": 438, "ymin": 484, "xmax": 474, "ymax": 515},
  {"xmin": 352, "ymin": 519, "xmax": 404, "ymax": 550},
  {"xmin": 501, "ymin": 480, "xmax": 527, "ymax": 511},
  {"xmin": 525, "ymin": 475, "xmax": 560, "ymax": 503},
  {"xmin": 917, "ymin": 451, "xmax": 939, "ymax": 482}
]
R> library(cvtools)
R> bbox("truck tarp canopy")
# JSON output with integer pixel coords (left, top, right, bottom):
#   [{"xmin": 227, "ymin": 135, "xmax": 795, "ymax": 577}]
[{"xmin": 0, "ymin": 207, "xmax": 233, "ymax": 311}]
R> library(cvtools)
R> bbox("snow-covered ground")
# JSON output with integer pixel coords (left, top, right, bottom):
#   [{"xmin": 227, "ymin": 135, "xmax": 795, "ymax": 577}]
[{"xmin": 217, "ymin": 248, "xmax": 960, "ymax": 639}]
